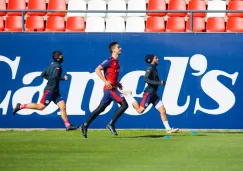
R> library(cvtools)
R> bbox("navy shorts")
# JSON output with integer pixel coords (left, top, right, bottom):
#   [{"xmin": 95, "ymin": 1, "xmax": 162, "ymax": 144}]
[
  {"xmin": 101, "ymin": 88, "xmax": 125, "ymax": 103},
  {"xmin": 140, "ymin": 92, "xmax": 163, "ymax": 109},
  {"xmin": 40, "ymin": 90, "xmax": 64, "ymax": 106}
]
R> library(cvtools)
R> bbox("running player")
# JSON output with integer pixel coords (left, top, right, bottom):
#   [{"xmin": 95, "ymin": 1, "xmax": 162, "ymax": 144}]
[
  {"xmin": 124, "ymin": 54, "xmax": 179, "ymax": 133},
  {"xmin": 13, "ymin": 51, "xmax": 78, "ymax": 131},
  {"xmin": 80, "ymin": 42, "xmax": 128, "ymax": 138}
]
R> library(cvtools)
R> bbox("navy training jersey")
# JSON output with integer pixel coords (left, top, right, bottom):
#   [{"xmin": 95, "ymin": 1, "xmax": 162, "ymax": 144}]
[{"xmin": 41, "ymin": 62, "xmax": 65, "ymax": 92}]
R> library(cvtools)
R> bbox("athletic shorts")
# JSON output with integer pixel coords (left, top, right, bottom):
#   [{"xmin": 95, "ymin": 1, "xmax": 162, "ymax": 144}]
[
  {"xmin": 40, "ymin": 90, "xmax": 64, "ymax": 106},
  {"xmin": 101, "ymin": 88, "xmax": 125, "ymax": 103},
  {"xmin": 140, "ymin": 92, "xmax": 163, "ymax": 109}
]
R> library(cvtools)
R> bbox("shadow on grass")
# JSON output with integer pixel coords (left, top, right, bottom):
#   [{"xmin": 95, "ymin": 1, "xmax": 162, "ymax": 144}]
[
  {"xmin": 206, "ymin": 131, "xmax": 243, "ymax": 134},
  {"xmin": 114, "ymin": 134, "xmax": 207, "ymax": 138}
]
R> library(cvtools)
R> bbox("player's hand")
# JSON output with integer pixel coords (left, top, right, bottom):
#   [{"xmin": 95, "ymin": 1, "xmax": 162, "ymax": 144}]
[
  {"xmin": 117, "ymin": 82, "xmax": 123, "ymax": 90},
  {"xmin": 161, "ymin": 80, "xmax": 166, "ymax": 86},
  {"xmin": 64, "ymin": 75, "xmax": 68, "ymax": 81},
  {"xmin": 105, "ymin": 80, "xmax": 112, "ymax": 89}
]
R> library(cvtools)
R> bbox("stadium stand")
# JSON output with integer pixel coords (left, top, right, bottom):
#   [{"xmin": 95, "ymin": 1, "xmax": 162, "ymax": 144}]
[
  {"xmin": 147, "ymin": 0, "xmax": 166, "ymax": 17},
  {"xmin": 166, "ymin": 17, "xmax": 185, "ymax": 32},
  {"xmin": 27, "ymin": 0, "xmax": 46, "ymax": 16},
  {"xmin": 145, "ymin": 16, "xmax": 165, "ymax": 32},
  {"xmin": 0, "ymin": 17, "xmax": 3, "ymax": 31},
  {"xmin": 7, "ymin": 0, "xmax": 26, "ymax": 16},
  {"xmin": 227, "ymin": 0, "xmax": 243, "ymax": 17},
  {"xmin": 66, "ymin": 16, "xmax": 85, "ymax": 32},
  {"xmin": 47, "ymin": 0, "xmax": 66, "ymax": 17},
  {"xmin": 0, "ymin": 0, "xmax": 242, "ymax": 32},
  {"xmin": 206, "ymin": 17, "xmax": 225, "ymax": 32},
  {"xmin": 105, "ymin": 16, "xmax": 126, "ymax": 32},
  {"xmin": 25, "ymin": 15, "xmax": 44, "ymax": 31},
  {"xmin": 226, "ymin": 16, "xmax": 243, "ymax": 32},
  {"xmin": 5, "ymin": 15, "xmax": 22, "ymax": 31},
  {"xmin": 67, "ymin": 0, "xmax": 86, "ymax": 17},
  {"xmin": 186, "ymin": 17, "xmax": 205, "ymax": 32},
  {"xmin": 0, "ymin": 0, "xmax": 6, "ymax": 16},
  {"xmin": 45, "ymin": 16, "xmax": 65, "ymax": 32}
]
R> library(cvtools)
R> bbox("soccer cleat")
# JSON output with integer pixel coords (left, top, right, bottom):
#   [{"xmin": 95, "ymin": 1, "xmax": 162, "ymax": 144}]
[
  {"xmin": 120, "ymin": 90, "xmax": 132, "ymax": 96},
  {"xmin": 66, "ymin": 125, "xmax": 78, "ymax": 131},
  {"xmin": 80, "ymin": 124, "xmax": 87, "ymax": 138},
  {"xmin": 167, "ymin": 128, "xmax": 179, "ymax": 134},
  {"xmin": 106, "ymin": 124, "xmax": 118, "ymax": 135},
  {"xmin": 13, "ymin": 103, "xmax": 21, "ymax": 115}
]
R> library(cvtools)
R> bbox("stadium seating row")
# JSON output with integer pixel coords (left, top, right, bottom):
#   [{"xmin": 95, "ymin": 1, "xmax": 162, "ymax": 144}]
[
  {"xmin": 1, "ymin": 0, "xmax": 243, "ymax": 32},
  {"xmin": 1, "ymin": 16, "xmax": 243, "ymax": 32},
  {"xmin": 1, "ymin": 0, "xmax": 243, "ymax": 18}
]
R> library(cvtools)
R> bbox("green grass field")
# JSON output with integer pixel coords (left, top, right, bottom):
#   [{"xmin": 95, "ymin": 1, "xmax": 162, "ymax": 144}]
[{"xmin": 0, "ymin": 130, "xmax": 243, "ymax": 171}]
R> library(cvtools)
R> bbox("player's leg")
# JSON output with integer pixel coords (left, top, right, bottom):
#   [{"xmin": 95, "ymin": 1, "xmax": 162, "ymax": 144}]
[
  {"xmin": 80, "ymin": 90, "xmax": 112, "ymax": 138},
  {"xmin": 12, "ymin": 90, "xmax": 51, "ymax": 114},
  {"xmin": 106, "ymin": 89, "xmax": 128, "ymax": 135},
  {"xmin": 56, "ymin": 96, "xmax": 78, "ymax": 131},
  {"xmin": 122, "ymin": 92, "xmax": 145, "ymax": 114},
  {"xmin": 153, "ymin": 96, "xmax": 179, "ymax": 133},
  {"xmin": 83, "ymin": 99, "xmax": 112, "ymax": 128}
]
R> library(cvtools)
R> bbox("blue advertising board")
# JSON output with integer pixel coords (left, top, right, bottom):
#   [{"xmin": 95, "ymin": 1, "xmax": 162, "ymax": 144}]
[{"xmin": 0, "ymin": 33, "xmax": 242, "ymax": 129}]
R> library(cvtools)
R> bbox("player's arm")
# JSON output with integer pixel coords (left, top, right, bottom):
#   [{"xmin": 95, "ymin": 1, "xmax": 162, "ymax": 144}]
[
  {"xmin": 53, "ymin": 67, "xmax": 67, "ymax": 81},
  {"xmin": 95, "ymin": 65, "xmax": 107, "ymax": 82},
  {"xmin": 96, "ymin": 59, "xmax": 112, "ymax": 89},
  {"xmin": 144, "ymin": 67, "xmax": 161, "ymax": 86},
  {"xmin": 41, "ymin": 68, "xmax": 48, "ymax": 80},
  {"xmin": 95, "ymin": 65, "xmax": 112, "ymax": 89}
]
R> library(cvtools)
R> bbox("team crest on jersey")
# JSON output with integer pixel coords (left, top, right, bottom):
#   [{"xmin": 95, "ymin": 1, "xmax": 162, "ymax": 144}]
[
  {"xmin": 45, "ymin": 100, "xmax": 50, "ymax": 104},
  {"xmin": 145, "ymin": 103, "xmax": 148, "ymax": 107}
]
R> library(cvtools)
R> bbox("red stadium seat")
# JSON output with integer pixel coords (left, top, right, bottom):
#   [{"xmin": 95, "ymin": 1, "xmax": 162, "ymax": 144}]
[
  {"xmin": 166, "ymin": 17, "xmax": 185, "ymax": 32},
  {"xmin": 206, "ymin": 17, "xmax": 225, "ymax": 32},
  {"xmin": 0, "ymin": 17, "xmax": 4, "ymax": 31},
  {"xmin": 25, "ymin": 16, "xmax": 44, "ymax": 32},
  {"xmin": 226, "ymin": 17, "xmax": 243, "ymax": 32},
  {"xmin": 7, "ymin": 0, "xmax": 26, "ymax": 16},
  {"xmin": 47, "ymin": 0, "xmax": 66, "ymax": 17},
  {"xmin": 186, "ymin": 17, "xmax": 205, "ymax": 32},
  {"xmin": 227, "ymin": 1, "xmax": 243, "ymax": 17},
  {"xmin": 145, "ymin": 17, "xmax": 165, "ymax": 32},
  {"xmin": 168, "ymin": 0, "xmax": 186, "ymax": 17},
  {"xmin": 187, "ymin": 0, "xmax": 206, "ymax": 17},
  {"xmin": 0, "ymin": 0, "xmax": 6, "ymax": 16},
  {"xmin": 46, "ymin": 16, "xmax": 65, "ymax": 32},
  {"xmin": 5, "ymin": 16, "xmax": 23, "ymax": 32},
  {"xmin": 27, "ymin": 0, "xmax": 46, "ymax": 16},
  {"xmin": 147, "ymin": 0, "xmax": 166, "ymax": 17},
  {"xmin": 66, "ymin": 17, "xmax": 85, "ymax": 32}
]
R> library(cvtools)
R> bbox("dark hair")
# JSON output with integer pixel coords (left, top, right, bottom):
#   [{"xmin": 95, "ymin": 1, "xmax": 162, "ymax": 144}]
[
  {"xmin": 108, "ymin": 42, "xmax": 118, "ymax": 53},
  {"xmin": 52, "ymin": 51, "xmax": 62, "ymax": 58}
]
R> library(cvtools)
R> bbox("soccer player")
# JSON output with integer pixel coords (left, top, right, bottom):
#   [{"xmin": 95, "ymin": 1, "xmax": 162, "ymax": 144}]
[
  {"xmin": 80, "ymin": 42, "xmax": 128, "ymax": 138},
  {"xmin": 13, "ymin": 51, "xmax": 78, "ymax": 131},
  {"xmin": 124, "ymin": 54, "xmax": 179, "ymax": 133}
]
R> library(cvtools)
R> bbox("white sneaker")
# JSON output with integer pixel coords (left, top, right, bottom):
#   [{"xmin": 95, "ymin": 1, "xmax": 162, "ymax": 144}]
[
  {"xmin": 120, "ymin": 90, "xmax": 132, "ymax": 95},
  {"xmin": 167, "ymin": 128, "xmax": 179, "ymax": 134}
]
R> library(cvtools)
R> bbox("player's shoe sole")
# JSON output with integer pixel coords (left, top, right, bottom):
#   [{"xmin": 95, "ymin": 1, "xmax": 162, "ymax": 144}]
[
  {"xmin": 66, "ymin": 125, "xmax": 78, "ymax": 131},
  {"xmin": 80, "ymin": 124, "xmax": 87, "ymax": 138},
  {"xmin": 106, "ymin": 124, "xmax": 118, "ymax": 136},
  {"xmin": 167, "ymin": 128, "xmax": 179, "ymax": 134},
  {"xmin": 13, "ymin": 103, "xmax": 21, "ymax": 115}
]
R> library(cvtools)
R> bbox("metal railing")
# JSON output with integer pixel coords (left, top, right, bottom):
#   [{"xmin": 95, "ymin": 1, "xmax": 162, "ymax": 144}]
[{"xmin": 0, "ymin": 9, "xmax": 242, "ymax": 32}]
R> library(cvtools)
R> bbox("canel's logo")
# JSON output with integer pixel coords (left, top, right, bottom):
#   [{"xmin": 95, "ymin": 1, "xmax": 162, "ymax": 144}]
[{"xmin": 0, "ymin": 54, "xmax": 239, "ymax": 116}]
